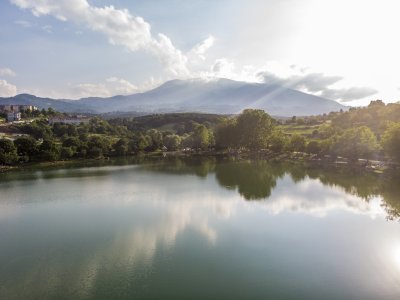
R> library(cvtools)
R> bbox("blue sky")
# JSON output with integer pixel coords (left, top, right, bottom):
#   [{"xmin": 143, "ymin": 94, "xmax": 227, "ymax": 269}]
[{"xmin": 1, "ymin": 0, "xmax": 399, "ymax": 105}]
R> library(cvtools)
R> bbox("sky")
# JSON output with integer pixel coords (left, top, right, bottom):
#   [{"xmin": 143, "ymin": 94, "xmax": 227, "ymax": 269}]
[{"xmin": 0, "ymin": 0, "xmax": 399, "ymax": 105}]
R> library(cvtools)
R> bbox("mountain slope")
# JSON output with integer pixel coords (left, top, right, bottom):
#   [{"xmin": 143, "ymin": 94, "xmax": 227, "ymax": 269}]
[
  {"xmin": 0, "ymin": 78, "xmax": 346, "ymax": 116},
  {"xmin": 0, "ymin": 94, "xmax": 95, "ymax": 113}
]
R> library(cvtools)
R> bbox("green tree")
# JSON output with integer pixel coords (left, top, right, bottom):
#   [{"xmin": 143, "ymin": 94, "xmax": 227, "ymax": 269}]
[
  {"xmin": 87, "ymin": 136, "xmax": 111, "ymax": 158},
  {"xmin": 235, "ymin": 109, "xmax": 274, "ymax": 150},
  {"xmin": 129, "ymin": 134, "xmax": 150, "ymax": 153},
  {"xmin": 163, "ymin": 134, "xmax": 181, "ymax": 151},
  {"xmin": 113, "ymin": 138, "xmax": 129, "ymax": 156},
  {"xmin": 215, "ymin": 119, "xmax": 238, "ymax": 149},
  {"xmin": 19, "ymin": 121, "xmax": 53, "ymax": 140},
  {"xmin": 39, "ymin": 139, "xmax": 60, "ymax": 161},
  {"xmin": 0, "ymin": 139, "xmax": 18, "ymax": 165},
  {"xmin": 381, "ymin": 122, "xmax": 400, "ymax": 162},
  {"xmin": 60, "ymin": 147, "xmax": 74, "ymax": 159},
  {"xmin": 331, "ymin": 126, "xmax": 380, "ymax": 162},
  {"xmin": 14, "ymin": 136, "xmax": 37, "ymax": 160},
  {"xmin": 191, "ymin": 124, "xmax": 212, "ymax": 150},
  {"xmin": 146, "ymin": 129, "xmax": 163, "ymax": 151},
  {"xmin": 268, "ymin": 130, "xmax": 287, "ymax": 153},
  {"xmin": 286, "ymin": 134, "xmax": 306, "ymax": 152},
  {"xmin": 181, "ymin": 134, "xmax": 194, "ymax": 149},
  {"xmin": 62, "ymin": 136, "xmax": 81, "ymax": 148},
  {"xmin": 306, "ymin": 141, "xmax": 322, "ymax": 155}
]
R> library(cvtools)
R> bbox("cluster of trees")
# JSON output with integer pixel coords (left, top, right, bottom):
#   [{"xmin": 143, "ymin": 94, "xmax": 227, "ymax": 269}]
[
  {"xmin": 327, "ymin": 101, "xmax": 400, "ymax": 162},
  {"xmin": 0, "ymin": 115, "xmax": 215, "ymax": 165},
  {"xmin": 2, "ymin": 102, "xmax": 400, "ymax": 165},
  {"xmin": 215, "ymin": 105, "xmax": 400, "ymax": 163}
]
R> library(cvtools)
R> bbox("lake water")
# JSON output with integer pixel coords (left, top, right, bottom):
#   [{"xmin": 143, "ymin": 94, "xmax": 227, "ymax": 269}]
[{"xmin": 1, "ymin": 157, "xmax": 400, "ymax": 299}]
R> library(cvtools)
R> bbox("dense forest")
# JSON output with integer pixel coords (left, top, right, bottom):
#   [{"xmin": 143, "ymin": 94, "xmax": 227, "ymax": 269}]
[{"xmin": 1, "ymin": 100, "xmax": 400, "ymax": 166}]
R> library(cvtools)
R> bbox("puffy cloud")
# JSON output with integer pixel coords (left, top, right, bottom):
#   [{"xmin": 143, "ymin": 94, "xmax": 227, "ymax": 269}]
[
  {"xmin": 259, "ymin": 176, "xmax": 385, "ymax": 218},
  {"xmin": 262, "ymin": 71, "xmax": 342, "ymax": 92},
  {"xmin": 71, "ymin": 77, "xmax": 137, "ymax": 98},
  {"xmin": 105, "ymin": 77, "xmax": 138, "ymax": 94},
  {"xmin": 0, "ymin": 68, "xmax": 16, "ymax": 77},
  {"xmin": 73, "ymin": 83, "xmax": 111, "ymax": 98},
  {"xmin": 10, "ymin": 0, "xmax": 214, "ymax": 77},
  {"xmin": 259, "ymin": 69, "xmax": 377, "ymax": 101},
  {"xmin": 0, "ymin": 80, "xmax": 17, "ymax": 97},
  {"xmin": 189, "ymin": 35, "xmax": 215, "ymax": 61}
]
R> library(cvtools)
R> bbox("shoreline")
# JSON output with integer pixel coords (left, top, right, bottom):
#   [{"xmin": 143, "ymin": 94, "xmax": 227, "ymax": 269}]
[{"xmin": 1, "ymin": 150, "xmax": 398, "ymax": 175}]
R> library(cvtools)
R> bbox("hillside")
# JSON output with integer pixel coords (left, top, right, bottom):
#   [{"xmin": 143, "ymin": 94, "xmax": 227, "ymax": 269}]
[{"xmin": 0, "ymin": 78, "xmax": 347, "ymax": 117}]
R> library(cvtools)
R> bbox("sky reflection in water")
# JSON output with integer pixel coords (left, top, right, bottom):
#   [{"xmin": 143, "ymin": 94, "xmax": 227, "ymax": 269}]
[{"xmin": 0, "ymin": 158, "xmax": 399, "ymax": 299}]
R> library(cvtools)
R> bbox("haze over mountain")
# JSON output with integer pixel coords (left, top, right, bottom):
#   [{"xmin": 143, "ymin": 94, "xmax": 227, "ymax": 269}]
[{"xmin": 0, "ymin": 78, "xmax": 346, "ymax": 116}]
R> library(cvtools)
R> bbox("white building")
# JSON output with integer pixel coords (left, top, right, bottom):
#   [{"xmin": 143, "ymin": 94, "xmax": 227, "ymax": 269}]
[{"xmin": 7, "ymin": 112, "xmax": 21, "ymax": 122}]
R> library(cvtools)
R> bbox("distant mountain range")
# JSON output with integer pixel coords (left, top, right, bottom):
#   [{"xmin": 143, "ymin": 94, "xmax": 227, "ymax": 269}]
[{"xmin": 0, "ymin": 78, "xmax": 347, "ymax": 116}]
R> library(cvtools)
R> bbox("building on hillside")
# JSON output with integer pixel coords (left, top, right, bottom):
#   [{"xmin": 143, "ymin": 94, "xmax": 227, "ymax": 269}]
[
  {"xmin": 48, "ymin": 116, "xmax": 91, "ymax": 125},
  {"xmin": 6, "ymin": 112, "xmax": 21, "ymax": 122},
  {"xmin": 0, "ymin": 105, "xmax": 38, "ymax": 113}
]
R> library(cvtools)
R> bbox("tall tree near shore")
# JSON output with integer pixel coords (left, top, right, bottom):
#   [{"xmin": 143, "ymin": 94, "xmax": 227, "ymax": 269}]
[
  {"xmin": 331, "ymin": 126, "xmax": 380, "ymax": 162},
  {"xmin": 0, "ymin": 139, "xmax": 18, "ymax": 165},
  {"xmin": 235, "ymin": 109, "xmax": 274, "ymax": 150},
  {"xmin": 215, "ymin": 119, "xmax": 238, "ymax": 149},
  {"xmin": 381, "ymin": 122, "xmax": 400, "ymax": 162}
]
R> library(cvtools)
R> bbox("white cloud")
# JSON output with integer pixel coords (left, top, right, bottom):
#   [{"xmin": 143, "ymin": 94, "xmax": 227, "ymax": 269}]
[
  {"xmin": 0, "ymin": 80, "xmax": 17, "ymax": 97},
  {"xmin": 259, "ymin": 176, "xmax": 385, "ymax": 218},
  {"xmin": 73, "ymin": 83, "xmax": 111, "ymax": 98},
  {"xmin": 10, "ymin": 0, "xmax": 212, "ymax": 77},
  {"xmin": 0, "ymin": 68, "xmax": 16, "ymax": 77},
  {"xmin": 14, "ymin": 19, "xmax": 32, "ymax": 27},
  {"xmin": 71, "ymin": 77, "xmax": 138, "ymax": 98},
  {"xmin": 189, "ymin": 35, "xmax": 215, "ymax": 61},
  {"xmin": 259, "ymin": 67, "xmax": 377, "ymax": 101},
  {"xmin": 105, "ymin": 77, "xmax": 138, "ymax": 94},
  {"xmin": 9, "ymin": 0, "xmax": 380, "ymax": 103},
  {"xmin": 321, "ymin": 87, "xmax": 379, "ymax": 102}
]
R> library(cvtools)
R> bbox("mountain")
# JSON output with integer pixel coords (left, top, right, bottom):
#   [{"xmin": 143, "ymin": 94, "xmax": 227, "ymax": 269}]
[
  {"xmin": 0, "ymin": 94, "xmax": 96, "ymax": 113},
  {"xmin": 0, "ymin": 78, "xmax": 347, "ymax": 116}
]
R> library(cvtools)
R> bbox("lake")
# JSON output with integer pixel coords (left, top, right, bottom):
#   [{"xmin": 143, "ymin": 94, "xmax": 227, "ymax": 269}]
[{"xmin": 0, "ymin": 157, "xmax": 400, "ymax": 299}]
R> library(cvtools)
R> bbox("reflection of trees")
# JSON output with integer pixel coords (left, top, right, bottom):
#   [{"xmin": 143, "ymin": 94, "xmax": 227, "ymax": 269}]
[
  {"xmin": 141, "ymin": 157, "xmax": 400, "ymax": 219},
  {"xmin": 215, "ymin": 160, "xmax": 285, "ymax": 200},
  {"xmin": 295, "ymin": 166, "xmax": 400, "ymax": 220},
  {"xmin": 139, "ymin": 157, "xmax": 400, "ymax": 219},
  {"xmin": 140, "ymin": 156, "xmax": 216, "ymax": 178},
  {"xmin": 286, "ymin": 164, "xmax": 307, "ymax": 183},
  {"xmin": 3, "ymin": 156, "xmax": 400, "ymax": 219},
  {"xmin": 305, "ymin": 167, "xmax": 379, "ymax": 200},
  {"xmin": 379, "ymin": 172, "xmax": 400, "ymax": 220}
]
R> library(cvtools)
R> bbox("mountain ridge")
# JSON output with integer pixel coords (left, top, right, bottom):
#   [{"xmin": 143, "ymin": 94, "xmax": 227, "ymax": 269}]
[{"xmin": 0, "ymin": 78, "xmax": 347, "ymax": 116}]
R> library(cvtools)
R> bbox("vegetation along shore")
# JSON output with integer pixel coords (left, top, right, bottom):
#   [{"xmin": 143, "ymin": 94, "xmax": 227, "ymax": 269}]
[{"xmin": 1, "ymin": 100, "xmax": 400, "ymax": 172}]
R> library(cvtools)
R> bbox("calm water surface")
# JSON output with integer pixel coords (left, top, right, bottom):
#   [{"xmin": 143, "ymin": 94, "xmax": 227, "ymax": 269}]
[{"xmin": 0, "ymin": 157, "xmax": 400, "ymax": 299}]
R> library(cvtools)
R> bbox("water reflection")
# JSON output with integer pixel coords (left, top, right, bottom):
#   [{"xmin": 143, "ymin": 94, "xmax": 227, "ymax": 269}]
[
  {"xmin": 1, "ymin": 157, "xmax": 399, "ymax": 219},
  {"xmin": 1, "ymin": 158, "xmax": 400, "ymax": 299},
  {"xmin": 137, "ymin": 157, "xmax": 400, "ymax": 219}
]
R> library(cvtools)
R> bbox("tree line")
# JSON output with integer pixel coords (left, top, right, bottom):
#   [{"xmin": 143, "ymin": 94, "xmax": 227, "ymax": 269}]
[
  {"xmin": 0, "ymin": 115, "xmax": 215, "ymax": 165},
  {"xmin": 1, "ymin": 101, "xmax": 400, "ymax": 165},
  {"xmin": 215, "ymin": 103, "xmax": 400, "ymax": 163}
]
